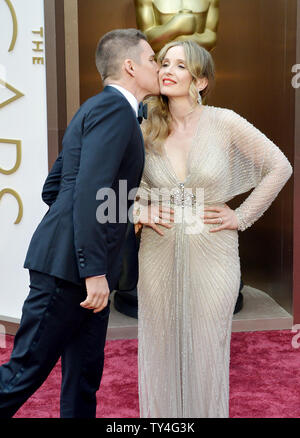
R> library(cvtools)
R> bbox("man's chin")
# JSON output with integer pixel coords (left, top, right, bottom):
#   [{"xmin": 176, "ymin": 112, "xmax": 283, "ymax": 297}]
[
  {"xmin": 159, "ymin": 89, "xmax": 171, "ymax": 97},
  {"xmin": 144, "ymin": 89, "xmax": 160, "ymax": 97},
  {"xmin": 152, "ymin": 85, "xmax": 160, "ymax": 96}
]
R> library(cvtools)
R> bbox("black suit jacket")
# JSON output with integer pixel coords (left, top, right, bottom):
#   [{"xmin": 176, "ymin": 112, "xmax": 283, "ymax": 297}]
[{"xmin": 24, "ymin": 86, "xmax": 144, "ymax": 290}]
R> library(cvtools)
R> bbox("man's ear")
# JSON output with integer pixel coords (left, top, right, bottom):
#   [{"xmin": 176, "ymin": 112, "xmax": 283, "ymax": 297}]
[{"xmin": 124, "ymin": 59, "xmax": 135, "ymax": 77}]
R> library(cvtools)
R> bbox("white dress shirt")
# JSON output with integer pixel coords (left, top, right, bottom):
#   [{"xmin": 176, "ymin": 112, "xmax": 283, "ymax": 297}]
[{"xmin": 93, "ymin": 84, "xmax": 139, "ymax": 279}]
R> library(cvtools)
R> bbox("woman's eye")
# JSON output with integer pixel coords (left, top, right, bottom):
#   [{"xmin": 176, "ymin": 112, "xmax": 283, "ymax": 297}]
[{"xmin": 178, "ymin": 65, "xmax": 185, "ymax": 69}]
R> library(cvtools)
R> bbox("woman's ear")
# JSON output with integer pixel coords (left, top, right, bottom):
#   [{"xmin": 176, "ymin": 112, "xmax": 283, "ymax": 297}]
[
  {"xmin": 196, "ymin": 76, "xmax": 208, "ymax": 92},
  {"xmin": 124, "ymin": 59, "xmax": 135, "ymax": 77}
]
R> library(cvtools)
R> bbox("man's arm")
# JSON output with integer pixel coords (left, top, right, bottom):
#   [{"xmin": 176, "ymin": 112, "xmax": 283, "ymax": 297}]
[
  {"xmin": 41, "ymin": 150, "xmax": 63, "ymax": 206},
  {"xmin": 73, "ymin": 99, "xmax": 134, "ymax": 279}
]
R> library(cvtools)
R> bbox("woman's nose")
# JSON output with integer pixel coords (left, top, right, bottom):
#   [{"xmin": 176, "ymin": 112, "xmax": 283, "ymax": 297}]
[
  {"xmin": 165, "ymin": 64, "xmax": 175, "ymax": 74},
  {"xmin": 159, "ymin": 64, "xmax": 174, "ymax": 76}
]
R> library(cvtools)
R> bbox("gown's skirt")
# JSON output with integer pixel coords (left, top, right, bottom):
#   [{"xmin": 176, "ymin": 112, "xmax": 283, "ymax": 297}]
[{"xmin": 137, "ymin": 206, "xmax": 241, "ymax": 418}]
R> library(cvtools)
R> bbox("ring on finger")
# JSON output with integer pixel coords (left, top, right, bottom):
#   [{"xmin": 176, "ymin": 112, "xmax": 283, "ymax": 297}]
[
  {"xmin": 218, "ymin": 217, "xmax": 223, "ymax": 224},
  {"xmin": 154, "ymin": 216, "xmax": 159, "ymax": 223}
]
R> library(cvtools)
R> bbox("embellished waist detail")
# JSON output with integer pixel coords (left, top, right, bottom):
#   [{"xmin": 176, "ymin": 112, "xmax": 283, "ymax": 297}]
[
  {"xmin": 153, "ymin": 183, "xmax": 200, "ymax": 208},
  {"xmin": 147, "ymin": 183, "xmax": 226, "ymax": 209},
  {"xmin": 158, "ymin": 183, "xmax": 204, "ymax": 208},
  {"xmin": 169, "ymin": 183, "xmax": 196, "ymax": 207}
]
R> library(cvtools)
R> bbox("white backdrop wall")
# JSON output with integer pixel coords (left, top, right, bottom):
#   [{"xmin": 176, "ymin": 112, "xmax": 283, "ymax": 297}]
[{"xmin": 0, "ymin": 0, "xmax": 48, "ymax": 319}]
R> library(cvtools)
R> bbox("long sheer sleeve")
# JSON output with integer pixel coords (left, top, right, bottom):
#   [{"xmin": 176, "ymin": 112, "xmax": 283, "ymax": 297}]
[{"xmin": 226, "ymin": 110, "xmax": 293, "ymax": 231}]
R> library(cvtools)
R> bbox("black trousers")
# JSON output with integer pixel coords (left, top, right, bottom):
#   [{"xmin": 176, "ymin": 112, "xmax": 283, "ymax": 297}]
[{"xmin": 0, "ymin": 270, "xmax": 111, "ymax": 418}]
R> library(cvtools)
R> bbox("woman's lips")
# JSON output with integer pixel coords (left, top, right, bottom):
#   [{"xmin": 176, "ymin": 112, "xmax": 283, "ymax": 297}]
[{"xmin": 162, "ymin": 78, "xmax": 177, "ymax": 86}]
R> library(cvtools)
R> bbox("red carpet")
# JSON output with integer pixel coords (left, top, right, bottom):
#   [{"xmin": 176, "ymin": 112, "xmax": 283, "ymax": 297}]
[{"xmin": 0, "ymin": 330, "xmax": 299, "ymax": 418}]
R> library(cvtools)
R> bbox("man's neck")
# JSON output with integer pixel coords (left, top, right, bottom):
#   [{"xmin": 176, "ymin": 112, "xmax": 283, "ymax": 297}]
[{"xmin": 105, "ymin": 80, "xmax": 144, "ymax": 103}]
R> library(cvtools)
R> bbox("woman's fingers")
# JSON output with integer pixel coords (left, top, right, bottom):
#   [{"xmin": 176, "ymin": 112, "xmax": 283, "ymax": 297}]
[
  {"xmin": 158, "ymin": 207, "xmax": 174, "ymax": 222},
  {"xmin": 201, "ymin": 205, "xmax": 225, "ymax": 222},
  {"xmin": 139, "ymin": 205, "xmax": 175, "ymax": 235},
  {"xmin": 200, "ymin": 205, "xmax": 238, "ymax": 232},
  {"xmin": 159, "ymin": 222, "xmax": 173, "ymax": 229},
  {"xmin": 147, "ymin": 220, "xmax": 172, "ymax": 235},
  {"xmin": 149, "ymin": 206, "xmax": 174, "ymax": 223},
  {"xmin": 203, "ymin": 206, "xmax": 222, "ymax": 213},
  {"xmin": 149, "ymin": 224, "xmax": 165, "ymax": 236},
  {"xmin": 159, "ymin": 206, "xmax": 175, "ymax": 214},
  {"xmin": 159, "ymin": 212, "xmax": 174, "ymax": 222}
]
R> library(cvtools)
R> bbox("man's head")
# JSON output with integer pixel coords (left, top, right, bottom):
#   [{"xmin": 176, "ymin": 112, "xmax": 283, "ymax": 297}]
[{"xmin": 95, "ymin": 29, "xmax": 159, "ymax": 100}]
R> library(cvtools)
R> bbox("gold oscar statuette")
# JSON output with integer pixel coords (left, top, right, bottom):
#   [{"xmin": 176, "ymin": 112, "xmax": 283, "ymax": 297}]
[{"xmin": 134, "ymin": 0, "xmax": 219, "ymax": 53}]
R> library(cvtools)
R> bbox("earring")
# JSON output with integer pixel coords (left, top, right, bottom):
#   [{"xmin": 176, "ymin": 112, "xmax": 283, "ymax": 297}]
[{"xmin": 197, "ymin": 91, "xmax": 202, "ymax": 105}]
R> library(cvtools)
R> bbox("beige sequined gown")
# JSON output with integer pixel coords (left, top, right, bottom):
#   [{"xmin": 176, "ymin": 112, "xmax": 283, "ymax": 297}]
[{"xmin": 136, "ymin": 105, "xmax": 293, "ymax": 418}]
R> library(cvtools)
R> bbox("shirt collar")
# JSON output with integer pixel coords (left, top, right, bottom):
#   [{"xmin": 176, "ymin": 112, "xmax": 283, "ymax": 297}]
[{"xmin": 107, "ymin": 84, "xmax": 139, "ymax": 117}]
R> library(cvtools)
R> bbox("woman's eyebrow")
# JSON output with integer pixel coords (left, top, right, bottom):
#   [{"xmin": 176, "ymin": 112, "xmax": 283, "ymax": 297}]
[{"xmin": 162, "ymin": 58, "xmax": 186, "ymax": 63}]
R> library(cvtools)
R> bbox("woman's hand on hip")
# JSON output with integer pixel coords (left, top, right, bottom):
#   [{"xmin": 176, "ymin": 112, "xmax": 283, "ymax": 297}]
[
  {"xmin": 136, "ymin": 204, "xmax": 174, "ymax": 236},
  {"xmin": 201, "ymin": 204, "xmax": 238, "ymax": 233}
]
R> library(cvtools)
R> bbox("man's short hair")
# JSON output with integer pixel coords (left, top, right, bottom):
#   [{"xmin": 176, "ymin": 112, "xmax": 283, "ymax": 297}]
[{"xmin": 95, "ymin": 29, "xmax": 147, "ymax": 82}]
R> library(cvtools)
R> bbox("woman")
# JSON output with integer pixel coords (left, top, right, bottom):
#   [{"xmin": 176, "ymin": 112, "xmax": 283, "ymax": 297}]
[{"xmin": 133, "ymin": 40, "xmax": 293, "ymax": 418}]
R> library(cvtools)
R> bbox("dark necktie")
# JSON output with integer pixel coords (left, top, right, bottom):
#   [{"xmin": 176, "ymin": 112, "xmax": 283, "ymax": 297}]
[{"xmin": 137, "ymin": 102, "xmax": 148, "ymax": 124}]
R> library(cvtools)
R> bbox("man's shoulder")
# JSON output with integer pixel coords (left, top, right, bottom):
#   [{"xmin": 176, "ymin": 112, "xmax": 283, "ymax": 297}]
[
  {"xmin": 65, "ymin": 88, "xmax": 136, "ymax": 136},
  {"xmin": 82, "ymin": 87, "xmax": 131, "ymax": 113},
  {"xmin": 77, "ymin": 89, "xmax": 134, "ymax": 129},
  {"xmin": 78, "ymin": 88, "xmax": 137, "ymax": 136}
]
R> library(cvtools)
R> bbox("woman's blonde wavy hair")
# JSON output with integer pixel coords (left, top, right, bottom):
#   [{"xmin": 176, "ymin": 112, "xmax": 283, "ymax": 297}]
[{"xmin": 142, "ymin": 40, "xmax": 215, "ymax": 155}]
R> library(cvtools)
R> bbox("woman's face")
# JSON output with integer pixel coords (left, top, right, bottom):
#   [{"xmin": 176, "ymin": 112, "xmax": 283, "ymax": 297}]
[{"xmin": 159, "ymin": 45, "xmax": 193, "ymax": 98}]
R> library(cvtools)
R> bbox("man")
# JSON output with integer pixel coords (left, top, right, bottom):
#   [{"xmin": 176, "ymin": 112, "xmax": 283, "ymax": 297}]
[{"xmin": 0, "ymin": 28, "xmax": 159, "ymax": 418}]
